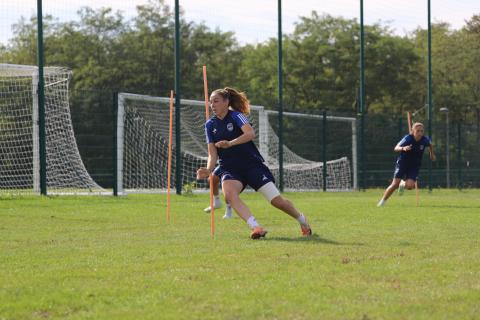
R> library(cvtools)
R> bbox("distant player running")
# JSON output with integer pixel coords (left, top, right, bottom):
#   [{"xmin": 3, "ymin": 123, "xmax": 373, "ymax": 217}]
[
  {"xmin": 197, "ymin": 87, "xmax": 312, "ymax": 239},
  {"xmin": 377, "ymin": 122, "xmax": 436, "ymax": 207}
]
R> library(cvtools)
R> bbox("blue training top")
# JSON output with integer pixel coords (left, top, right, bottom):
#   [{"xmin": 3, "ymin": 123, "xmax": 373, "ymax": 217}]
[
  {"xmin": 205, "ymin": 110, "xmax": 264, "ymax": 170},
  {"xmin": 397, "ymin": 134, "xmax": 431, "ymax": 167}
]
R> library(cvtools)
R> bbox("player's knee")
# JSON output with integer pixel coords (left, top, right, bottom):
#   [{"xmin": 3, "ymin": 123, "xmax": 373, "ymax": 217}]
[
  {"xmin": 223, "ymin": 191, "xmax": 238, "ymax": 204},
  {"xmin": 405, "ymin": 182, "xmax": 415, "ymax": 189}
]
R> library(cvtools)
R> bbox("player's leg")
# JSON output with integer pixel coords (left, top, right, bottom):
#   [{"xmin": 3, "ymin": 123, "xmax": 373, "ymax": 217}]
[
  {"xmin": 222, "ymin": 178, "xmax": 267, "ymax": 239},
  {"xmin": 249, "ymin": 164, "xmax": 312, "ymax": 236},
  {"xmin": 378, "ymin": 177, "xmax": 402, "ymax": 207},
  {"xmin": 204, "ymin": 168, "xmax": 232, "ymax": 218},
  {"xmin": 405, "ymin": 166, "xmax": 419, "ymax": 190},
  {"xmin": 218, "ymin": 167, "xmax": 233, "ymax": 219},
  {"xmin": 268, "ymin": 188, "xmax": 312, "ymax": 236},
  {"xmin": 398, "ymin": 179, "xmax": 406, "ymax": 195},
  {"xmin": 223, "ymin": 200, "xmax": 233, "ymax": 219},
  {"xmin": 204, "ymin": 173, "xmax": 222, "ymax": 213},
  {"xmin": 378, "ymin": 162, "xmax": 405, "ymax": 206},
  {"xmin": 405, "ymin": 179, "xmax": 416, "ymax": 190}
]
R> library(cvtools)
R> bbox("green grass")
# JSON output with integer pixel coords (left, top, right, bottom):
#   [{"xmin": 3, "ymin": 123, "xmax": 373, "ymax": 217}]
[{"xmin": 1, "ymin": 189, "xmax": 479, "ymax": 319}]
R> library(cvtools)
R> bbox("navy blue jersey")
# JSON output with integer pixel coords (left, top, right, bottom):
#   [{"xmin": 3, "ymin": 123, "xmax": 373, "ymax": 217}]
[
  {"xmin": 397, "ymin": 134, "xmax": 431, "ymax": 167},
  {"xmin": 205, "ymin": 110, "xmax": 264, "ymax": 169}
]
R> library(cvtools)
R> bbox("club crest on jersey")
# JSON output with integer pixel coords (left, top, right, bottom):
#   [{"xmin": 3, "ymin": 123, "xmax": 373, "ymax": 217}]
[
  {"xmin": 420, "ymin": 145, "xmax": 424, "ymax": 150},
  {"xmin": 212, "ymin": 128, "xmax": 217, "ymax": 134},
  {"xmin": 227, "ymin": 123, "xmax": 234, "ymax": 131}
]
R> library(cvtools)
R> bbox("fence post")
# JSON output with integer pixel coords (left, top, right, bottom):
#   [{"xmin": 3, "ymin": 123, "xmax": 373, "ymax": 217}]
[
  {"xmin": 457, "ymin": 122, "xmax": 462, "ymax": 190},
  {"xmin": 277, "ymin": 0, "xmax": 284, "ymax": 192},
  {"xmin": 174, "ymin": 0, "xmax": 182, "ymax": 195},
  {"xmin": 113, "ymin": 92, "xmax": 118, "ymax": 196},
  {"xmin": 322, "ymin": 110, "xmax": 327, "ymax": 192},
  {"xmin": 36, "ymin": 0, "xmax": 47, "ymax": 195}
]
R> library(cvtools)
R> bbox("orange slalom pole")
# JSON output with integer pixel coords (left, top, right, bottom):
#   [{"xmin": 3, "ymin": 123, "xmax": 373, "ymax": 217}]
[
  {"xmin": 203, "ymin": 65, "xmax": 215, "ymax": 236},
  {"xmin": 415, "ymin": 181, "xmax": 419, "ymax": 206},
  {"xmin": 203, "ymin": 66, "xmax": 210, "ymax": 119},
  {"xmin": 166, "ymin": 90, "xmax": 174, "ymax": 223},
  {"xmin": 407, "ymin": 111, "xmax": 411, "ymax": 133}
]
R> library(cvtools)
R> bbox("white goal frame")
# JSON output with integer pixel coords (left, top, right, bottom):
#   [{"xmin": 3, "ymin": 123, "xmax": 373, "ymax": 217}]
[
  {"xmin": 0, "ymin": 63, "xmax": 105, "ymax": 195},
  {"xmin": 116, "ymin": 92, "xmax": 357, "ymax": 194}
]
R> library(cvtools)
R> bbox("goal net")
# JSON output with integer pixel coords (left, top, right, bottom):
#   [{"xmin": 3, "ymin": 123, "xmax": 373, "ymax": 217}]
[
  {"xmin": 0, "ymin": 64, "xmax": 105, "ymax": 195},
  {"xmin": 117, "ymin": 93, "xmax": 356, "ymax": 194}
]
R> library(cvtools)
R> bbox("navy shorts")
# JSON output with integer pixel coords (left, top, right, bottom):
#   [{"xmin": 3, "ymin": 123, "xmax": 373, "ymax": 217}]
[
  {"xmin": 220, "ymin": 163, "xmax": 275, "ymax": 191},
  {"xmin": 212, "ymin": 166, "xmax": 224, "ymax": 177},
  {"xmin": 394, "ymin": 161, "xmax": 420, "ymax": 181}
]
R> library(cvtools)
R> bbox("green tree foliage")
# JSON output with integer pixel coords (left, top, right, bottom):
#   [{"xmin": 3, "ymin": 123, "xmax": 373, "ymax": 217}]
[
  {"xmin": 2, "ymin": 4, "xmax": 478, "ymax": 117},
  {"xmin": 237, "ymin": 12, "xmax": 424, "ymax": 114}
]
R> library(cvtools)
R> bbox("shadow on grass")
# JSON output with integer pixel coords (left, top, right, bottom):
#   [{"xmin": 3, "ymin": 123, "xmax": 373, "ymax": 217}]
[
  {"xmin": 264, "ymin": 234, "xmax": 365, "ymax": 246},
  {"xmin": 426, "ymin": 204, "xmax": 480, "ymax": 209}
]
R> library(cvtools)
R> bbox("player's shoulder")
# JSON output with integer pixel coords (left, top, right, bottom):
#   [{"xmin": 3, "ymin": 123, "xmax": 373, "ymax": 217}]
[
  {"xmin": 205, "ymin": 116, "xmax": 217, "ymax": 128},
  {"xmin": 422, "ymin": 135, "xmax": 432, "ymax": 144},
  {"xmin": 229, "ymin": 110, "xmax": 249, "ymax": 124},
  {"xmin": 229, "ymin": 110, "xmax": 242, "ymax": 118}
]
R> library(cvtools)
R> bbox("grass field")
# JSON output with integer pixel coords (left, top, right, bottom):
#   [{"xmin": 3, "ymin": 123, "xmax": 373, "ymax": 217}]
[{"xmin": 1, "ymin": 189, "xmax": 479, "ymax": 319}]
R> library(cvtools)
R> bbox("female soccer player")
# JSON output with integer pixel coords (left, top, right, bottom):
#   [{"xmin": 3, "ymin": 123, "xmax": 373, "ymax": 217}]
[
  {"xmin": 196, "ymin": 87, "xmax": 312, "ymax": 239},
  {"xmin": 377, "ymin": 122, "xmax": 436, "ymax": 207}
]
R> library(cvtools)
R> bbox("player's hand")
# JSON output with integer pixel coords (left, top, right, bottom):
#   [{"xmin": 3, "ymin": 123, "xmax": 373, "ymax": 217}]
[
  {"xmin": 215, "ymin": 140, "xmax": 232, "ymax": 149},
  {"xmin": 196, "ymin": 167, "xmax": 211, "ymax": 180},
  {"xmin": 403, "ymin": 144, "xmax": 412, "ymax": 152},
  {"xmin": 430, "ymin": 153, "xmax": 436, "ymax": 161}
]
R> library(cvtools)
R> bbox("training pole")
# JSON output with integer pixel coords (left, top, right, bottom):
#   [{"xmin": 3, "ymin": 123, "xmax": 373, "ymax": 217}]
[
  {"xmin": 407, "ymin": 111, "xmax": 419, "ymax": 206},
  {"xmin": 407, "ymin": 111, "xmax": 412, "ymax": 133},
  {"xmin": 166, "ymin": 90, "xmax": 174, "ymax": 222},
  {"xmin": 203, "ymin": 66, "xmax": 215, "ymax": 236}
]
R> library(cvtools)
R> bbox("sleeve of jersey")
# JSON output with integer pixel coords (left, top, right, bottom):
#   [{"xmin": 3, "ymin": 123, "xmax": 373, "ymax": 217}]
[
  {"xmin": 398, "ymin": 135, "xmax": 411, "ymax": 147},
  {"xmin": 205, "ymin": 122, "xmax": 214, "ymax": 144},
  {"xmin": 233, "ymin": 112, "xmax": 250, "ymax": 128},
  {"xmin": 425, "ymin": 137, "xmax": 432, "ymax": 146}
]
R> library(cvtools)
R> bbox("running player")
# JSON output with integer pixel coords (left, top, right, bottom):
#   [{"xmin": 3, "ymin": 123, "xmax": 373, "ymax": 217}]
[
  {"xmin": 377, "ymin": 122, "xmax": 436, "ymax": 207},
  {"xmin": 197, "ymin": 87, "xmax": 312, "ymax": 239}
]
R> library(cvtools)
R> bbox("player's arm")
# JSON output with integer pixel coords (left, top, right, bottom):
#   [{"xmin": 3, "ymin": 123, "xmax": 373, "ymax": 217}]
[
  {"xmin": 394, "ymin": 142, "xmax": 412, "ymax": 152},
  {"xmin": 215, "ymin": 123, "xmax": 255, "ymax": 149},
  {"xmin": 197, "ymin": 143, "xmax": 218, "ymax": 179},
  {"xmin": 394, "ymin": 135, "xmax": 412, "ymax": 152},
  {"xmin": 428, "ymin": 144, "xmax": 436, "ymax": 161}
]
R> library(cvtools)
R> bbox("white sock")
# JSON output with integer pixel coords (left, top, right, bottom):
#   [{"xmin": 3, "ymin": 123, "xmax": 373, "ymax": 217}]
[
  {"xmin": 377, "ymin": 199, "xmax": 385, "ymax": 207},
  {"xmin": 224, "ymin": 204, "xmax": 233, "ymax": 218},
  {"xmin": 247, "ymin": 216, "xmax": 259, "ymax": 229},
  {"xmin": 297, "ymin": 214, "xmax": 307, "ymax": 226}
]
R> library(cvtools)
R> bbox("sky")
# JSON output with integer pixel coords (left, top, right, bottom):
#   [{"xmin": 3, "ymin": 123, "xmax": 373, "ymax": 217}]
[{"xmin": 1, "ymin": 0, "xmax": 478, "ymax": 45}]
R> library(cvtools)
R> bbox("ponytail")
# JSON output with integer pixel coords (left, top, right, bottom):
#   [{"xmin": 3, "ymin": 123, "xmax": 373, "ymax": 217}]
[{"xmin": 212, "ymin": 87, "xmax": 250, "ymax": 115}]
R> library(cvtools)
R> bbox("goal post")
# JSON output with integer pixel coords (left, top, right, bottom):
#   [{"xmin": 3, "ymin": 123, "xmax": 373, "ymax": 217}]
[
  {"xmin": 265, "ymin": 110, "xmax": 357, "ymax": 190},
  {"xmin": 0, "ymin": 63, "xmax": 105, "ymax": 195},
  {"xmin": 116, "ymin": 92, "xmax": 357, "ymax": 194},
  {"xmin": 116, "ymin": 93, "xmax": 212, "ymax": 194}
]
